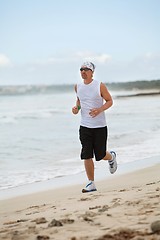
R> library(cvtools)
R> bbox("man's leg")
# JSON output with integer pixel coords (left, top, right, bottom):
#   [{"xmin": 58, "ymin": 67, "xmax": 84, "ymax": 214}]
[
  {"xmin": 82, "ymin": 158, "xmax": 97, "ymax": 193},
  {"xmin": 102, "ymin": 151, "xmax": 112, "ymax": 160},
  {"xmin": 84, "ymin": 158, "xmax": 94, "ymax": 181}
]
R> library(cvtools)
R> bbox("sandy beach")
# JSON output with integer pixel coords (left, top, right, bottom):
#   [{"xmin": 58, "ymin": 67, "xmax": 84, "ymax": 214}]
[{"xmin": 0, "ymin": 162, "xmax": 160, "ymax": 240}]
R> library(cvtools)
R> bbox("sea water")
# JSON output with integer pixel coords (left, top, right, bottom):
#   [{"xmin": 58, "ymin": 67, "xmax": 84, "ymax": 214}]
[{"xmin": 0, "ymin": 84, "xmax": 160, "ymax": 192}]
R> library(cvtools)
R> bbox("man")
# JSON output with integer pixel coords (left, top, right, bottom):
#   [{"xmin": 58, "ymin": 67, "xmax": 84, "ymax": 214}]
[{"xmin": 72, "ymin": 61, "xmax": 117, "ymax": 193}]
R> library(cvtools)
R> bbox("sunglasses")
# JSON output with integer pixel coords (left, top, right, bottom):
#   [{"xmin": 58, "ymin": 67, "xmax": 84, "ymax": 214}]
[{"xmin": 80, "ymin": 67, "xmax": 91, "ymax": 72}]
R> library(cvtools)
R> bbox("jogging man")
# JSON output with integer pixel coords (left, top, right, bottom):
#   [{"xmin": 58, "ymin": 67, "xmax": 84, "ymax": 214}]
[{"xmin": 72, "ymin": 61, "xmax": 117, "ymax": 193}]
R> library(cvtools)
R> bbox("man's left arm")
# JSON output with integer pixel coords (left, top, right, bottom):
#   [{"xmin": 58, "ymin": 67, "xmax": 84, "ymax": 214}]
[
  {"xmin": 99, "ymin": 82, "xmax": 113, "ymax": 112},
  {"xmin": 89, "ymin": 83, "xmax": 113, "ymax": 118}
]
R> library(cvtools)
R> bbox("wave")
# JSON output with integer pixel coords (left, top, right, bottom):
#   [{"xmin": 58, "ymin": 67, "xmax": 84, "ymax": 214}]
[
  {"xmin": 0, "ymin": 79, "xmax": 160, "ymax": 96},
  {"xmin": 0, "ymin": 108, "xmax": 68, "ymax": 124},
  {"xmin": 0, "ymin": 161, "xmax": 84, "ymax": 190}
]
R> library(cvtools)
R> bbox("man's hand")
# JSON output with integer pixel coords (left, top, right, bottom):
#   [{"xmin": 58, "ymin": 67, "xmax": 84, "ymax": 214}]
[
  {"xmin": 72, "ymin": 106, "xmax": 79, "ymax": 114},
  {"xmin": 89, "ymin": 108, "xmax": 101, "ymax": 118}
]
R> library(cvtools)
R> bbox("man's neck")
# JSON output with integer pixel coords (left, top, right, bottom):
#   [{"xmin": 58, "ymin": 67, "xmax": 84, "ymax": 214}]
[{"xmin": 83, "ymin": 78, "xmax": 93, "ymax": 85}]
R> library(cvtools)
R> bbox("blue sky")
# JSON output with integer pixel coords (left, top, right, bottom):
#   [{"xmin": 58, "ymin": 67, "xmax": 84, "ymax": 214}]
[{"xmin": 0, "ymin": 0, "xmax": 160, "ymax": 85}]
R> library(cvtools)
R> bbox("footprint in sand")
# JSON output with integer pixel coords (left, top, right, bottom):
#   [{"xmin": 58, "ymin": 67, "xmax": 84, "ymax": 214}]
[
  {"xmin": 37, "ymin": 235, "xmax": 50, "ymax": 240},
  {"xmin": 79, "ymin": 197, "xmax": 91, "ymax": 201},
  {"xmin": 32, "ymin": 217, "xmax": 48, "ymax": 224}
]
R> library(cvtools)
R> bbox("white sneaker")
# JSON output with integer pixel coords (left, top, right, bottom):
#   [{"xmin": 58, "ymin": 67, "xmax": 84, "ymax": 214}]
[
  {"xmin": 82, "ymin": 181, "xmax": 97, "ymax": 193},
  {"xmin": 109, "ymin": 151, "xmax": 117, "ymax": 174}
]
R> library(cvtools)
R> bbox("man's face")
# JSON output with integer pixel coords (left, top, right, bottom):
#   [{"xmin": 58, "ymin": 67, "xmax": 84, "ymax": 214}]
[{"xmin": 80, "ymin": 66, "xmax": 93, "ymax": 79}]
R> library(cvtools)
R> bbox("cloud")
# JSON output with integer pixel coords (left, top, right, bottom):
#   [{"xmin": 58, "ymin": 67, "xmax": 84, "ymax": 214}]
[
  {"xmin": 93, "ymin": 52, "xmax": 160, "ymax": 82},
  {"xmin": 0, "ymin": 51, "xmax": 160, "ymax": 85},
  {"xmin": 128, "ymin": 52, "xmax": 160, "ymax": 79},
  {"xmin": 75, "ymin": 51, "xmax": 112, "ymax": 63},
  {"xmin": 33, "ymin": 52, "xmax": 112, "ymax": 66},
  {"xmin": 0, "ymin": 54, "xmax": 11, "ymax": 67}
]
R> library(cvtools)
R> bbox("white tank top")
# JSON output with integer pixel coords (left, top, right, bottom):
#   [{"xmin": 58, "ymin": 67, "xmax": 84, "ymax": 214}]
[{"xmin": 77, "ymin": 80, "xmax": 106, "ymax": 128}]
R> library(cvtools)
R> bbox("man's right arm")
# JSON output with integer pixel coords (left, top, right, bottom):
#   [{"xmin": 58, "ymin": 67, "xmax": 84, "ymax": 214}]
[{"xmin": 72, "ymin": 85, "xmax": 81, "ymax": 114}]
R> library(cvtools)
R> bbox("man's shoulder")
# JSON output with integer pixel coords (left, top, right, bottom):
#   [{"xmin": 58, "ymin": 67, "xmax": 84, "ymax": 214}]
[
  {"xmin": 74, "ymin": 84, "xmax": 77, "ymax": 92},
  {"xmin": 75, "ymin": 82, "xmax": 83, "ymax": 92}
]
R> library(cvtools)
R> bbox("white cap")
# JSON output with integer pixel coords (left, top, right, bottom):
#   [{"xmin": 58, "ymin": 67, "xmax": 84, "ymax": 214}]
[{"xmin": 81, "ymin": 61, "xmax": 95, "ymax": 71}]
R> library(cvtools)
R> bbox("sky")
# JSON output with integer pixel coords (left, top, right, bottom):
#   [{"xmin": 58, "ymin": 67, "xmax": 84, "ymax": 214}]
[{"xmin": 0, "ymin": 0, "xmax": 160, "ymax": 85}]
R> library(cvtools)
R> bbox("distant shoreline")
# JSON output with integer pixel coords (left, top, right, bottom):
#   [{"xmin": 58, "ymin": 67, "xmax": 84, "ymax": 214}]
[
  {"xmin": 117, "ymin": 91, "xmax": 160, "ymax": 98},
  {"xmin": 107, "ymin": 79, "xmax": 160, "ymax": 91},
  {"xmin": 0, "ymin": 79, "xmax": 160, "ymax": 96}
]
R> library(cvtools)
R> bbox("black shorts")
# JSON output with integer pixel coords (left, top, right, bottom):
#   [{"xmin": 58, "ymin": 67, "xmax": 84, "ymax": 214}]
[{"xmin": 79, "ymin": 126, "xmax": 108, "ymax": 161}]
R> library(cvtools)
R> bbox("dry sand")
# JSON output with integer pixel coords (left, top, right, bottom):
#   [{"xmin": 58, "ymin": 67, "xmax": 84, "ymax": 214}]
[{"xmin": 0, "ymin": 163, "xmax": 160, "ymax": 240}]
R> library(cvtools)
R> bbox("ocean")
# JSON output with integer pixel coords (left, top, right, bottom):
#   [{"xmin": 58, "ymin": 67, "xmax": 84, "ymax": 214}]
[{"xmin": 0, "ymin": 80, "xmax": 160, "ymax": 194}]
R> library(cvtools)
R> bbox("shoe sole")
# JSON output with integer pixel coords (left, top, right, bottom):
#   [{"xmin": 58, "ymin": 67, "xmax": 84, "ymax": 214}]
[
  {"xmin": 109, "ymin": 151, "xmax": 117, "ymax": 174},
  {"xmin": 110, "ymin": 165, "xmax": 117, "ymax": 174}
]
